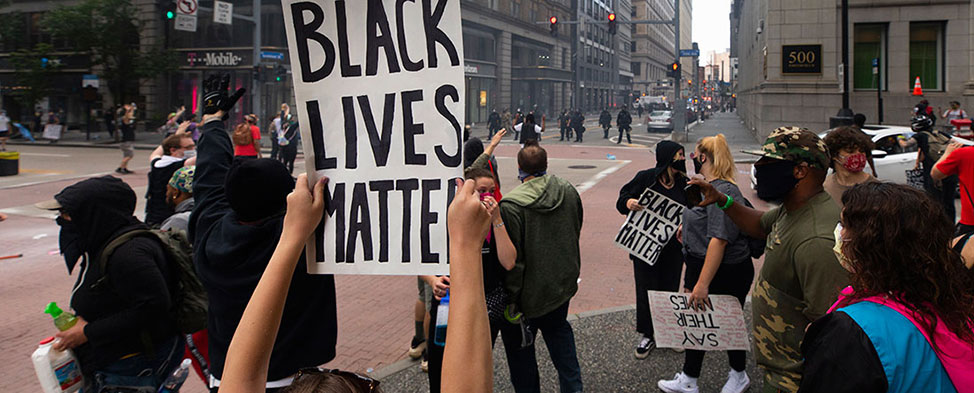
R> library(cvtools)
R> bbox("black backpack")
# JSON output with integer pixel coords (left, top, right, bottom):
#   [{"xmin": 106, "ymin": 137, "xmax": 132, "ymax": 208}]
[
  {"xmin": 96, "ymin": 229, "xmax": 208, "ymax": 334},
  {"xmin": 738, "ymin": 196, "xmax": 766, "ymax": 259}
]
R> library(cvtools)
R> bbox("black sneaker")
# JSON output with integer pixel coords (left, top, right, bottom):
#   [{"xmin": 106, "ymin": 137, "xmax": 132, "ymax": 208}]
[
  {"xmin": 635, "ymin": 336, "xmax": 655, "ymax": 359},
  {"xmin": 115, "ymin": 168, "xmax": 125, "ymax": 174},
  {"xmin": 122, "ymin": 168, "xmax": 134, "ymax": 174}
]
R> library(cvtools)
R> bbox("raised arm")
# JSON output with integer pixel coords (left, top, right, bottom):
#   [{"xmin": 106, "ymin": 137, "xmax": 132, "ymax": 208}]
[
  {"xmin": 689, "ymin": 175, "xmax": 768, "ymax": 239},
  {"xmin": 218, "ymin": 175, "xmax": 326, "ymax": 393},
  {"xmin": 442, "ymin": 179, "xmax": 493, "ymax": 393}
]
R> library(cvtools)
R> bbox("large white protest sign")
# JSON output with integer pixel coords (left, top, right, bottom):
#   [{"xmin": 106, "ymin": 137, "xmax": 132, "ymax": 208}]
[
  {"xmin": 282, "ymin": 0, "xmax": 465, "ymax": 275},
  {"xmin": 648, "ymin": 291, "xmax": 750, "ymax": 351},
  {"xmin": 614, "ymin": 188, "xmax": 684, "ymax": 265}
]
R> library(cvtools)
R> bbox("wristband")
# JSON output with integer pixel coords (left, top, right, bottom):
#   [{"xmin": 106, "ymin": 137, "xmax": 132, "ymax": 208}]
[{"xmin": 718, "ymin": 194, "xmax": 734, "ymax": 210}]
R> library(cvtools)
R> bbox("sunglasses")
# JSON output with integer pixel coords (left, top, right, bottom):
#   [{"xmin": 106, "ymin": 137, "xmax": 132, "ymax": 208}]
[{"xmin": 294, "ymin": 367, "xmax": 379, "ymax": 392}]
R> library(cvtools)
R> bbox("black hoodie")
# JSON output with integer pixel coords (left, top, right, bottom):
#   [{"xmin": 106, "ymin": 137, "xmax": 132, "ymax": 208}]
[
  {"xmin": 56, "ymin": 176, "xmax": 177, "ymax": 374},
  {"xmin": 616, "ymin": 141, "xmax": 688, "ymax": 262},
  {"xmin": 189, "ymin": 118, "xmax": 337, "ymax": 383}
]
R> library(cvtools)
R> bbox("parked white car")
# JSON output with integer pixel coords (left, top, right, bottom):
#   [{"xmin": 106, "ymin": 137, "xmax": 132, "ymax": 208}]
[
  {"xmin": 750, "ymin": 125, "xmax": 926, "ymax": 187},
  {"xmin": 647, "ymin": 110, "xmax": 673, "ymax": 132}
]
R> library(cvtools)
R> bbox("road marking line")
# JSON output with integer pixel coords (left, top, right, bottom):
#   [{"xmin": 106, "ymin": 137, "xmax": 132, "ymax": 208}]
[
  {"xmin": 18, "ymin": 152, "xmax": 71, "ymax": 157},
  {"xmin": 576, "ymin": 160, "xmax": 630, "ymax": 194}
]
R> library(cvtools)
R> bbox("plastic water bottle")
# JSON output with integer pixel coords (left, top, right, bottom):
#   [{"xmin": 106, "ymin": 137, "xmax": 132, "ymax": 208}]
[
  {"xmin": 607, "ymin": 154, "xmax": 617, "ymax": 160},
  {"xmin": 433, "ymin": 291, "xmax": 450, "ymax": 346},
  {"xmin": 157, "ymin": 359, "xmax": 192, "ymax": 393},
  {"xmin": 44, "ymin": 302, "xmax": 77, "ymax": 332},
  {"xmin": 32, "ymin": 337, "xmax": 83, "ymax": 393}
]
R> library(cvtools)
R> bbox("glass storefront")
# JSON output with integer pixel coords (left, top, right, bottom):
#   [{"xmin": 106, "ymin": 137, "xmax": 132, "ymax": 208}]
[{"xmin": 466, "ymin": 77, "xmax": 495, "ymax": 126}]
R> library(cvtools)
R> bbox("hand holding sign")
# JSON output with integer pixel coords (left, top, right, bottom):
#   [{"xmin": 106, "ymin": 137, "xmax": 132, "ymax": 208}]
[
  {"xmin": 648, "ymin": 291, "xmax": 749, "ymax": 351},
  {"xmin": 283, "ymin": 174, "xmax": 329, "ymax": 244}
]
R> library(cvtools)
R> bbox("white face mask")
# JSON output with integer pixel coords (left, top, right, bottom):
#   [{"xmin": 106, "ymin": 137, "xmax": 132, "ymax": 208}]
[
  {"xmin": 833, "ymin": 223, "xmax": 852, "ymax": 272},
  {"xmin": 182, "ymin": 150, "xmax": 197, "ymax": 159}
]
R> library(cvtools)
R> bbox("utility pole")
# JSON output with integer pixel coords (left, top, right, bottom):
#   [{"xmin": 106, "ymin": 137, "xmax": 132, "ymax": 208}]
[
  {"xmin": 672, "ymin": 0, "xmax": 685, "ymax": 140},
  {"xmin": 571, "ymin": 0, "xmax": 579, "ymax": 110},
  {"xmin": 252, "ymin": 0, "xmax": 262, "ymax": 119},
  {"xmin": 830, "ymin": 0, "xmax": 853, "ymax": 128}
]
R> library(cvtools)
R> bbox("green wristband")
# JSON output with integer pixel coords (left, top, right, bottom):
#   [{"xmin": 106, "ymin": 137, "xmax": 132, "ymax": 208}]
[{"xmin": 718, "ymin": 194, "xmax": 734, "ymax": 210}]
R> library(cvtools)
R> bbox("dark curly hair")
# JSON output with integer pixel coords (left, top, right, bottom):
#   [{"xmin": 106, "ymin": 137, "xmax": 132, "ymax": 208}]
[
  {"xmin": 824, "ymin": 126, "xmax": 875, "ymax": 168},
  {"xmin": 839, "ymin": 182, "xmax": 974, "ymax": 351}
]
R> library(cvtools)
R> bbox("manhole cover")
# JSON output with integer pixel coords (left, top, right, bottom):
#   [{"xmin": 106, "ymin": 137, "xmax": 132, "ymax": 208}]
[{"xmin": 568, "ymin": 165, "xmax": 597, "ymax": 169}]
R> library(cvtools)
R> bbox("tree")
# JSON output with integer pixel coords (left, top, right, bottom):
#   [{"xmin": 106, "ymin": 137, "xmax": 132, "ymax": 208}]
[
  {"xmin": 9, "ymin": 43, "xmax": 62, "ymax": 109},
  {"xmin": 44, "ymin": 0, "xmax": 176, "ymax": 106}
]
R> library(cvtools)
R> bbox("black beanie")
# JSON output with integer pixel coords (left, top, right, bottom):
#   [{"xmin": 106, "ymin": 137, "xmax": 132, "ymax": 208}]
[{"xmin": 225, "ymin": 158, "xmax": 295, "ymax": 222}]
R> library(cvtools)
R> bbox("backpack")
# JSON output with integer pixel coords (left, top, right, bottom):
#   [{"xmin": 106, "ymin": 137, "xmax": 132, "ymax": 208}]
[
  {"xmin": 738, "ymin": 196, "xmax": 766, "ymax": 259},
  {"xmin": 96, "ymin": 229, "xmax": 208, "ymax": 334},
  {"xmin": 920, "ymin": 129, "xmax": 952, "ymax": 162},
  {"xmin": 232, "ymin": 123, "xmax": 254, "ymax": 146}
]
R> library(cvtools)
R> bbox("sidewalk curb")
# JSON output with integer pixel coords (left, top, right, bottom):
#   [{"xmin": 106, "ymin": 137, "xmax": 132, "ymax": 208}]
[{"xmin": 368, "ymin": 303, "xmax": 638, "ymax": 380}]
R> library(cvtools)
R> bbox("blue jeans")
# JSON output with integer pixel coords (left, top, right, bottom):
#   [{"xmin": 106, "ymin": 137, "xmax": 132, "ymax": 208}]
[
  {"xmin": 507, "ymin": 301, "xmax": 583, "ymax": 393},
  {"xmin": 87, "ymin": 336, "xmax": 184, "ymax": 393}
]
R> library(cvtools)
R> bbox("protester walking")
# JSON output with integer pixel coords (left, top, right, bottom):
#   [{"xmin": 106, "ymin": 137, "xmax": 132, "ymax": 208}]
[
  {"xmin": 278, "ymin": 114, "xmax": 300, "ymax": 174},
  {"xmin": 37, "ymin": 176, "xmax": 184, "ymax": 392},
  {"xmin": 658, "ymin": 135, "xmax": 753, "ymax": 393},
  {"xmin": 599, "ymin": 108, "xmax": 612, "ymax": 139},
  {"xmin": 232, "ymin": 114, "xmax": 261, "ymax": 159},
  {"xmin": 617, "ymin": 108, "xmax": 633, "ymax": 144},
  {"xmin": 822, "ymin": 126, "xmax": 878, "ymax": 208},
  {"xmin": 145, "ymin": 128, "xmax": 195, "ymax": 227},
  {"xmin": 799, "ymin": 182, "xmax": 974, "ymax": 393},
  {"xmin": 499, "ymin": 141, "xmax": 584, "ymax": 393},
  {"xmin": 689, "ymin": 127, "xmax": 849, "ymax": 393},
  {"xmin": 189, "ymin": 74, "xmax": 336, "ymax": 391},
  {"xmin": 115, "ymin": 104, "xmax": 137, "ymax": 174},
  {"xmin": 616, "ymin": 140, "xmax": 688, "ymax": 359},
  {"xmin": 911, "ymin": 115, "xmax": 957, "ymax": 222}
]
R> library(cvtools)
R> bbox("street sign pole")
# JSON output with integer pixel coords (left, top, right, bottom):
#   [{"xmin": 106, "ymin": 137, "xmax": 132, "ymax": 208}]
[
  {"xmin": 672, "ymin": 0, "xmax": 685, "ymax": 141},
  {"xmin": 873, "ymin": 57, "xmax": 883, "ymax": 124},
  {"xmin": 253, "ymin": 0, "xmax": 261, "ymax": 120}
]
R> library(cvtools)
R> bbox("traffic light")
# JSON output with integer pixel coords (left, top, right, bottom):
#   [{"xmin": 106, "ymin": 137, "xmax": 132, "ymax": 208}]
[
  {"xmin": 668, "ymin": 62, "xmax": 680, "ymax": 77},
  {"xmin": 549, "ymin": 16, "xmax": 558, "ymax": 37},
  {"xmin": 164, "ymin": 1, "xmax": 176, "ymax": 20},
  {"xmin": 253, "ymin": 65, "xmax": 261, "ymax": 81},
  {"xmin": 275, "ymin": 65, "xmax": 287, "ymax": 82},
  {"xmin": 607, "ymin": 13, "xmax": 617, "ymax": 35}
]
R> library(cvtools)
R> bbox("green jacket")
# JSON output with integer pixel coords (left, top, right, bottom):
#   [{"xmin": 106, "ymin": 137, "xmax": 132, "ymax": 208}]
[{"xmin": 500, "ymin": 175, "xmax": 583, "ymax": 318}]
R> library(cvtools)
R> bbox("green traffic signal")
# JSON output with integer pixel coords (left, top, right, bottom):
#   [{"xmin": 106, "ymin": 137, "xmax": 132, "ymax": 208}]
[{"xmin": 166, "ymin": 10, "xmax": 175, "ymax": 19}]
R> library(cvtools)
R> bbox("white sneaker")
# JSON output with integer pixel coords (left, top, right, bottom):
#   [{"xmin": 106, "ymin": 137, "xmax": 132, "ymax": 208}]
[
  {"xmin": 720, "ymin": 370, "xmax": 750, "ymax": 393},
  {"xmin": 658, "ymin": 372, "xmax": 699, "ymax": 393}
]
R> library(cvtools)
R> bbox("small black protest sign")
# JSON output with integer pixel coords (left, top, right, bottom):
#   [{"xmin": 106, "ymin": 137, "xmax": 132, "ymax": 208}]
[{"xmin": 614, "ymin": 188, "xmax": 684, "ymax": 265}]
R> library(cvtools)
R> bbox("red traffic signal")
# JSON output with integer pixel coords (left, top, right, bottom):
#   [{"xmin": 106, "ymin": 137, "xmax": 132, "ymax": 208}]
[
  {"xmin": 607, "ymin": 13, "xmax": 617, "ymax": 34},
  {"xmin": 549, "ymin": 16, "xmax": 558, "ymax": 36},
  {"xmin": 550, "ymin": 16, "xmax": 558, "ymax": 24},
  {"xmin": 607, "ymin": 13, "xmax": 616, "ymax": 21}
]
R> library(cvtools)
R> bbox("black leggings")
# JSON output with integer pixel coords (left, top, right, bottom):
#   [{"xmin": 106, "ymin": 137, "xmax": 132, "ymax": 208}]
[
  {"xmin": 681, "ymin": 253, "xmax": 754, "ymax": 378},
  {"xmin": 633, "ymin": 241, "xmax": 684, "ymax": 337}
]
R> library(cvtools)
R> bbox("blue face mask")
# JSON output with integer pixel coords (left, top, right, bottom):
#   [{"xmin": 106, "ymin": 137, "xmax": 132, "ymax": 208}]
[{"xmin": 518, "ymin": 169, "xmax": 547, "ymax": 182}]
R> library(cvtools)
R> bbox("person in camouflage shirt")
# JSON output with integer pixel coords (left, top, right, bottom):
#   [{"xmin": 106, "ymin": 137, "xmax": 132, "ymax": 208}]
[{"xmin": 688, "ymin": 127, "xmax": 849, "ymax": 393}]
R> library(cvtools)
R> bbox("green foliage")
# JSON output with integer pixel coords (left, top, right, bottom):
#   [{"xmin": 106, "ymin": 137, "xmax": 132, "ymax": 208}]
[
  {"xmin": 43, "ymin": 0, "xmax": 175, "ymax": 105},
  {"xmin": 9, "ymin": 43, "xmax": 61, "ymax": 107}
]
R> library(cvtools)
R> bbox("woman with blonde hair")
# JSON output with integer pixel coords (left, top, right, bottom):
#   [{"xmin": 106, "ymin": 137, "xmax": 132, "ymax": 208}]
[{"xmin": 659, "ymin": 134, "xmax": 755, "ymax": 393}]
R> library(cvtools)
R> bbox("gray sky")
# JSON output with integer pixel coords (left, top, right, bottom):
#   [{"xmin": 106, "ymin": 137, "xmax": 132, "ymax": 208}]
[{"xmin": 692, "ymin": 0, "xmax": 731, "ymax": 64}]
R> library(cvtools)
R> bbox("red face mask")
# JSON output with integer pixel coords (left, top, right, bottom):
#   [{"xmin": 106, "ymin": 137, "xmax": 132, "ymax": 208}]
[{"xmin": 839, "ymin": 153, "xmax": 867, "ymax": 173}]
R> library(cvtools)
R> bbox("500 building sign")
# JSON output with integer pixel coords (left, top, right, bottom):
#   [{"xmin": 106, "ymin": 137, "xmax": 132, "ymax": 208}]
[
  {"xmin": 181, "ymin": 50, "xmax": 253, "ymax": 69},
  {"xmin": 781, "ymin": 44, "xmax": 822, "ymax": 74}
]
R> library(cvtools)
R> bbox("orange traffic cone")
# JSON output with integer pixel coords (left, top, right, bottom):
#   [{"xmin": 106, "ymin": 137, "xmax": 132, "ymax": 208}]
[{"xmin": 912, "ymin": 77, "xmax": 923, "ymax": 96}]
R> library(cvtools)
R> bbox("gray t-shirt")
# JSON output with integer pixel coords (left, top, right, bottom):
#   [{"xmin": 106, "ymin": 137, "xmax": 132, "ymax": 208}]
[{"xmin": 682, "ymin": 179, "xmax": 750, "ymax": 263}]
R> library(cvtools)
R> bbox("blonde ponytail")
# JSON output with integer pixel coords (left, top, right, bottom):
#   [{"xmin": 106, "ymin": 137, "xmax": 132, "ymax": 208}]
[{"xmin": 697, "ymin": 133, "xmax": 737, "ymax": 184}]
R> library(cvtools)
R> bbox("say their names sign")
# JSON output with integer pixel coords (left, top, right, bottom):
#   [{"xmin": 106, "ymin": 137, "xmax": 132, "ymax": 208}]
[
  {"xmin": 282, "ymin": 0, "xmax": 464, "ymax": 275},
  {"xmin": 648, "ymin": 291, "xmax": 750, "ymax": 351},
  {"xmin": 614, "ymin": 188, "xmax": 684, "ymax": 265}
]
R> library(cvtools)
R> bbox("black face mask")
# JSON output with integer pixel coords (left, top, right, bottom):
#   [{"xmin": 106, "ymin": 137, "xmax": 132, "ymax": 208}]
[
  {"xmin": 692, "ymin": 156, "xmax": 704, "ymax": 174},
  {"xmin": 755, "ymin": 160, "xmax": 799, "ymax": 203},
  {"xmin": 56, "ymin": 216, "xmax": 85, "ymax": 274},
  {"xmin": 671, "ymin": 159, "xmax": 687, "ymax": 174}
]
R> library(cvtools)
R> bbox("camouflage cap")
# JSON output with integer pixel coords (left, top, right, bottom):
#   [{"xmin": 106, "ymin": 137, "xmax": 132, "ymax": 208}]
[{"xmin": 743, "ymin": 126, "xmax": 830, "ymax": 170}]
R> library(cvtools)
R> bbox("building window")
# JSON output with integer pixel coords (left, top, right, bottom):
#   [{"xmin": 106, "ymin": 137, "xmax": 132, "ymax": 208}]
[
  {"xmin": 909, "ymin": 22, "xmax": 944, "ymax": 91},
  {"xmin": 562, "ymin": 48, "xmax": 567, "ymax": 69},
  {"xmin": 853, "ymin": 23, "xmax": 886, "ymax": 90},
  {"xmin": 631, "ymin": 41, "xmax": 636, "ymax": 52},
  {"xmin": 511, "ymin": 0, "xmax": 520, "ymax": 18},
  {"xmin": 487, "ymin": 0, "xmax": 497, "ymax": 11},
  {"xmin": 463, "ymin": 32, "xmax": 496, "ymax": 62},
  {"xmin": 633, "ymin": 62, "xmax": 640, "ymax": 76}
]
